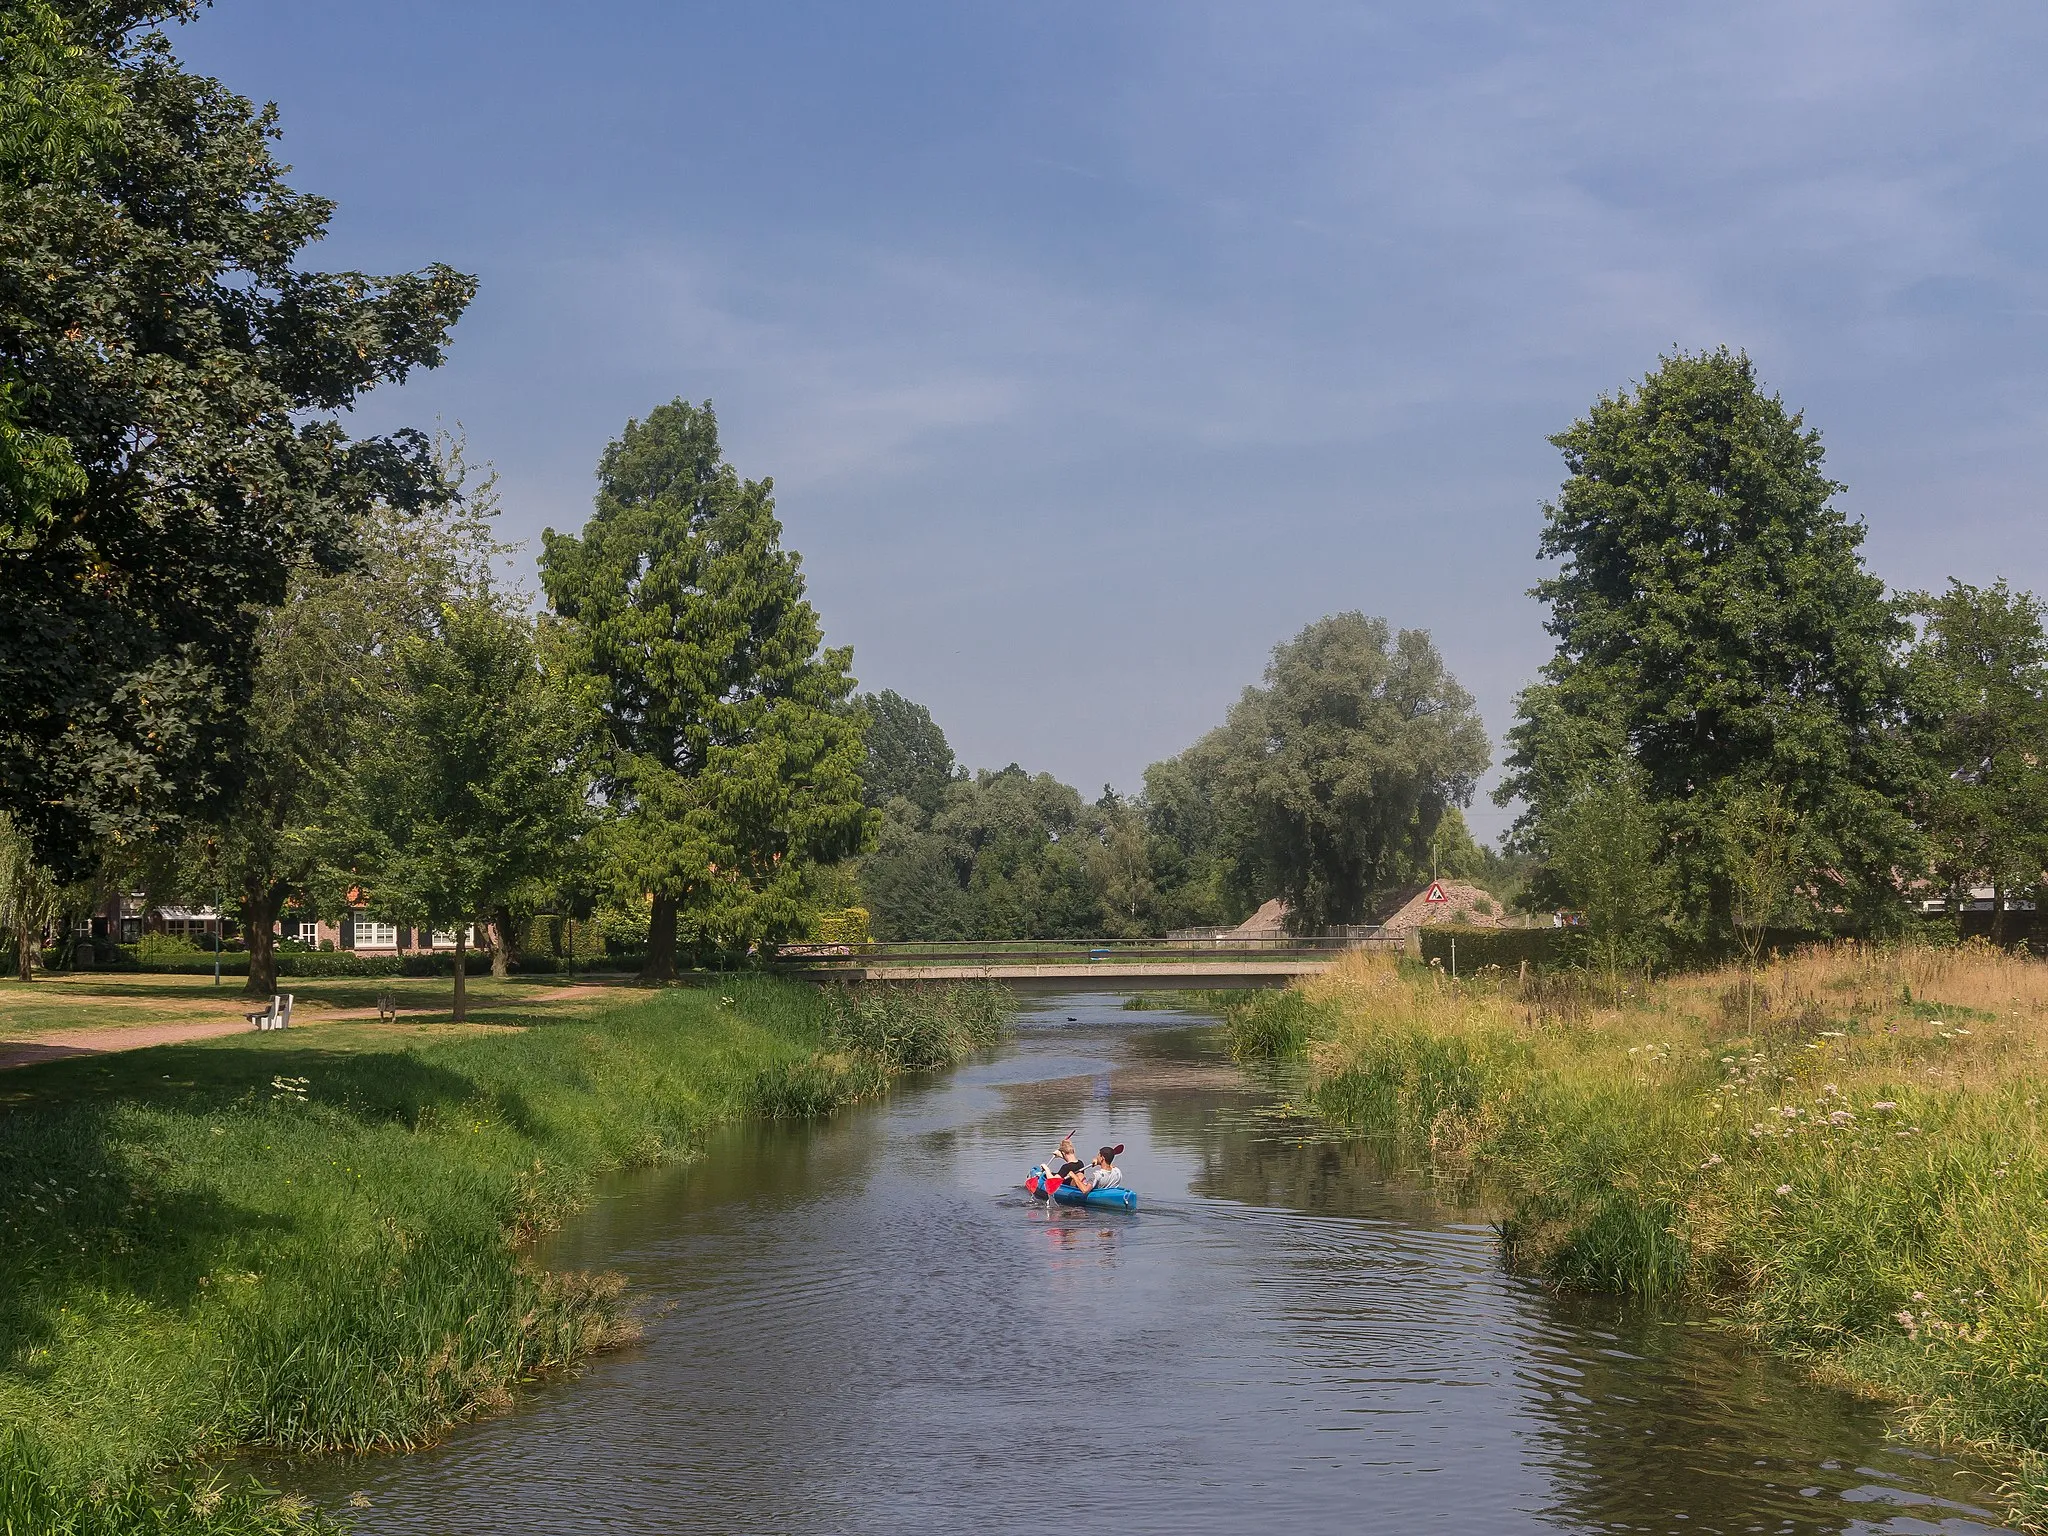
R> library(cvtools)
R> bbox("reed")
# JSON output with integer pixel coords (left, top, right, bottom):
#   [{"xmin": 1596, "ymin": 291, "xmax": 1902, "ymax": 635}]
[
  {"xmin": 1230, "ymin": 943, "xmax": 2048, "ymax": 1529},
  {"xmin": 0, "ymin": 977, "xmax": 1010, "ymax": 1533}
]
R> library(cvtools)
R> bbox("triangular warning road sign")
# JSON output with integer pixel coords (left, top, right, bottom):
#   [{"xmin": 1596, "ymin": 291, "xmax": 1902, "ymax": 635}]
[{"xmin": 1423, "ymin": 881, "xmax": 1449, "ymax": 904}]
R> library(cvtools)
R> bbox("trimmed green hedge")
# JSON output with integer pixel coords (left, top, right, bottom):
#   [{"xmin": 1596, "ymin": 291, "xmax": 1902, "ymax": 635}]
[
  {"xmin": 57, "ymin": 950, "xmax": 644, "ymax": 979},
  {"xmin": 1418, "ymin": 925, "xmax": 1569, "ymax": 973}
]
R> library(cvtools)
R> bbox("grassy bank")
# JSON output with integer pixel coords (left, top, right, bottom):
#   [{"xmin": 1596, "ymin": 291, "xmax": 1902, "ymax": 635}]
[
  {"xmin": 0, "ymin": 977, "xmax": 1009, "ymax": 1534},
  {"xmin": 1228, "ymin": 945, "xmax": 2048, "ymax": 1528}
]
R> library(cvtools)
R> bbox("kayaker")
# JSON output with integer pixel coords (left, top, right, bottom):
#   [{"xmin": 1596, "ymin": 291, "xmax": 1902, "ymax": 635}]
[
  {"xmin": 1048, "ymin": 1130, "xmax": 1084, "ymax": 1177},
  {"xmin": 1069, "ymin": 1144, "xmax": 1125, "ymax": 1192}
]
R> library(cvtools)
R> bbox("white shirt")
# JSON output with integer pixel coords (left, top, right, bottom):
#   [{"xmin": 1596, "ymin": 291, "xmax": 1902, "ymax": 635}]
[{"xmin": 1087, "ymin": 1164, "xmax": 1124, "ymax": 1189}]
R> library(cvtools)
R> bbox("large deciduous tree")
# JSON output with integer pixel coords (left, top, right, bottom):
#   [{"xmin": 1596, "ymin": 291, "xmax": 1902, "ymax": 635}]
[
  {"xmin": 1904, "ymin": 580, "xmax": 2048, "ymax": 942},
  {"xmin": 0, "ymin": 0, "xmax": 473, "ymax": 877},
  {"xmin": 857, "ymin": 689, "xmax": 957, "ymax": 816},
  {"xmin": 210, "ymin": 467, "xmax": 508, "ymax": 998},
  {"xmin": 1206, "ymin": 613, "xmax": 1489, "ymax": 932},
  {"xmin": 1499, "ymin": 348, "xmax": 1914, "ymax": 942},
  {"xmin": 541, "ymin": 400, "xmax": 870, "ymax": 977},
  {"xmin": 328, "ymin": 594, "xmax": 591, "ymax": 1022}
]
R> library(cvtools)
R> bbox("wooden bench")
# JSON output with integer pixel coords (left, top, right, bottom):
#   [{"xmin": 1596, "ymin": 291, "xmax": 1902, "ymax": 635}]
[{"xmin": 246, "ymin": 993, "xmax": 294, "ymax": 1031}]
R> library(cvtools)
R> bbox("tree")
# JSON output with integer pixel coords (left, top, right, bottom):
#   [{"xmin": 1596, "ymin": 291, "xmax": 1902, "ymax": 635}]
[
  {"xmin": 541, "ymin": 400, "xmax": 869, "ymax": 977},
  {"xmin": 1544, "ymin": 767, "xmax": 1668, "ymax": 1000},
  {"xmin": 857, "ymin": 689, "xmax": 957, "ymax": 815},
  {"xmin": 1723, "ymin": 784, "xmax": 1803, "ymax": 1027},
  {"xmin": 1498, "ymin": 348, "xmax": 1914, "ymax": 943},
  {"xmin": 1904, "ymin": 580, "xmax": 2048, "ymax": 942},
  {"xmin": 0, "ymin": 812, "xmax": 60, "ymax": 981},
  {"xmin": 1207, "ymin": 613, "xmax": 1489, "ymax": 932},
  {"xmin": 0, "ymin": 2, "xmax": 473, "ymax": 878},
  {"xmin": 205, "ymin": 460, "xmax": 509, "ymax": 997},
  {"xmin": 1140, "ymin": 746, "xmax": 1237, "ymax": 931},
  {"xmin": 328, "ymin": 595, "xmax": 590, "ymax": 1022}
]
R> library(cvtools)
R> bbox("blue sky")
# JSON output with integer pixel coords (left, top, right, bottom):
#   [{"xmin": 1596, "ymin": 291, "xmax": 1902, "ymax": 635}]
[{"xmin": 180, "ymin": 2, "xmax": 2048, "ymax": 841}]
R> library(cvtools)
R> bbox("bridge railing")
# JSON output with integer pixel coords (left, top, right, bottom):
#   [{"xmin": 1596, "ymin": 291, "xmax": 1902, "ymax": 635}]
[{"xmin": 771, "ymin": 934, "xmax": 1403, "ymax": 969}]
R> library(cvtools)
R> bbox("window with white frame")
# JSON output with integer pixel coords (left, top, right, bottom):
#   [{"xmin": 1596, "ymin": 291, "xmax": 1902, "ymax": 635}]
[
  {"xmin": 355, "ymin": 922, "xmax": 398, "ymax": 949},
  {"xmin": 296, "ymin": 922, "xmax": 319, "ymax": 944}
]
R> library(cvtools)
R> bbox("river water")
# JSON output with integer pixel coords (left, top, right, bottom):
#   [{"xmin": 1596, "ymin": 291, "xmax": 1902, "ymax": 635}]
[{"xmin": 282, "ymin": 994, "xmax": 2015, "ymax": 1535}]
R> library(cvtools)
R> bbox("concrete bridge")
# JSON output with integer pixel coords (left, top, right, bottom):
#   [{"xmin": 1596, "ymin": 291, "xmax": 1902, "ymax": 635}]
[{"xmin": 772, "ymin": 937, "xmax": 1404, "ymax": 993}]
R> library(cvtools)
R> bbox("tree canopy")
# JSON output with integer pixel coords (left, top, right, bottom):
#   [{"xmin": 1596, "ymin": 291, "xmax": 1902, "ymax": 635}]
[
  {"xmin": 541, "ymin": 400, "xmax": 869, "ymax": 975},
  {"xmin": 1500, "ymin": 348, "xmax": 1915, "ymax": 941},
  {"xmin": 858, "ymin": 689, "xmax": 958, "ymax": 815},
  {"xmin": 1904, "ymin": 580, "xmax": 2048, "ymax": 939},
  {"xmin": 326, "ymin": 591, "xmax": 591, "ymax": 1020},
  {"xmin": 1204, "ymin": 613, "xmax": 1489, "ymax": 931},
  {"xmin": 0, "ymin": 0, "xmax": 473, "ymax": 877}
]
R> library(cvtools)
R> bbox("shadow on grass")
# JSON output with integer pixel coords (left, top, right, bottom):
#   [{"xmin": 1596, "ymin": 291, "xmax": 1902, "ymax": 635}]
[{"xmin": 0, "ymin": 1040, "xmax": 493, "ymax": 1383}]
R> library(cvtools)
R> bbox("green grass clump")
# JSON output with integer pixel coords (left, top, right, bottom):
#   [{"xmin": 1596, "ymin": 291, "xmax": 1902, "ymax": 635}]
[
  {"xmin": 820, "ymin": 981, "xmax": 1012, "ymax": 1071},
  {"xmin": 1222, "ymin": 989, "xmax": 1332, "ymax": 1061},
  {"xmin": 0, "ymin": 976, "xmax": 1010, "ymax": 1533},
  {"xmin": 1281, "ymin": 946, "xmax": 2048, "ymax": 1529}
]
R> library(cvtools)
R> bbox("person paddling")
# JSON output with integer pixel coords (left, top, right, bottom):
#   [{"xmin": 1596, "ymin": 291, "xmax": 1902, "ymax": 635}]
[
  {"xmin": 1068, "ymin": 1144, "xmax": 1125, "ymax": 1193},
  {"xmin": 1047, "ymin": 1131, "xmax": 1084, "ymax": 1177}
]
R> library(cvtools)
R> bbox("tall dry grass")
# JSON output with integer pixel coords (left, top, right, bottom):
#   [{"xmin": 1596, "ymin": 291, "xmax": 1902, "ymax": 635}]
[{"xmin": 1229, "ymin": 942, "xmax": 2048, "ymax": 1529}]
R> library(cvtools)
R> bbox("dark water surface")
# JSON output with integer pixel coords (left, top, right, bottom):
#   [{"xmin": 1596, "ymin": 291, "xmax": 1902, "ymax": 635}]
[{"xmin": 282, "ymin": 995, "xmax": 2014, "ymax": 1535}]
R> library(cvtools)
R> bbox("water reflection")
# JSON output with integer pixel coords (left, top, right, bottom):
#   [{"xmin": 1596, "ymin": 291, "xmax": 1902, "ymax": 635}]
[{"xmin": 271, "ymin": 993, "xmax": 2014, "ymax": 1535}]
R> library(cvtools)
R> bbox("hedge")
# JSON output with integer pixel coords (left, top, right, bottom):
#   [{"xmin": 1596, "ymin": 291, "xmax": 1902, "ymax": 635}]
[
  {"xmin": 46, "ymin": 950, "xmax": 644, "ymax": 979},
  {"xmin": 1417, "ymin": 925, "xmax": 1569, "ymax": 973}
]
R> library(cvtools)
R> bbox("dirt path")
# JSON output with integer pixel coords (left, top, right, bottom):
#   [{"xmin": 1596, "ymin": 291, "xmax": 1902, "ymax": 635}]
[{"xmin": 0, "ymin": 984, "xmax": 628, "ymax": 1072}]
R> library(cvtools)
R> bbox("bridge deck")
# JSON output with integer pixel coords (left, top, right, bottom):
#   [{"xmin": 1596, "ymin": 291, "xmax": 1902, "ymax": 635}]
[{"xmin": 776, "ymin": 959, "xmax": 1344, "ymax": 991}]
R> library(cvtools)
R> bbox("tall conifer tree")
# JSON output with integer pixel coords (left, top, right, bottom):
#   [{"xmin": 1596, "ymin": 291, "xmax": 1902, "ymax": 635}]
[{"xmin": 541, "ymin": 401, "xmax": 869, "ymax": 976}]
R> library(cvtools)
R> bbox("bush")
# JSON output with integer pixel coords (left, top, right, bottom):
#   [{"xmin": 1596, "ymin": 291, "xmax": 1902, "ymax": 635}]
[{"xmin": 134, "ymin": 933, "xmax": 207, "ymax": 964}]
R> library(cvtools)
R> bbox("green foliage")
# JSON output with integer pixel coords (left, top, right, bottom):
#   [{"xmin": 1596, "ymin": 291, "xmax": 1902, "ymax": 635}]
[
  {"xmin": 0, "ymin": 978, "xmax": 1012, "ymax": 1529},
  {"xmin": 542, "ymin": 401, "xmax": 870, "ymax": 974},
  {"xmin": 1204, "ymin": 613, "xmax": 1490, "ymax": 930},
  {"xmin": 1543, "ymin": 766, "xmax": 1669, "ymax": 982},
  {"xmin": 1904, "ymin": 579, "xmax": 2048, "ymax": 936},
  {"xmin": 856, "ymin": 689, "xmax": 958, "ymax": 815},
  {"xmin": 1222, "ymin": 989, "xmax": 1327, "ymax": 1060},
  {"xmin": 1288, "ymin": 948, "xmax": 2048, "ymax": 1522},
  {"xmin": 131, "ymin": 932, "xmax": 204, "ymax": 965},
  {"xmin": 1416, "ymin": 926, "xmax": 1568, "ymax": 972},
  {"xmin": 204, "ymin": 450, "xmax": 514, "ymax": 999},
  {"xmin": 0, "ymin": 811, "xmax": 60, "ymax": 980},
  {"xmin": 0, "ymin": 4, "xmax": 474, "ymax": 879},
  {"xmin": 325, "ymin": 591, "xmax": 591, "ymax": 1018},
  {"xmin": 820, "ymin": 981, "xmax": 1014, "ymax": 1071},
  {"xmin": 1499, "ymin": 349, "xmax": 1915, "ymax": 945}
]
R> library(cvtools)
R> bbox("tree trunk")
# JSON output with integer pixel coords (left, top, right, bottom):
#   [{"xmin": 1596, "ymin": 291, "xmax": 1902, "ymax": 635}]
[
  {"xmin": 489, "ymin": 904, "xmax": 513, "ymax": 979},
  {"xmin": 16, "ymin": 922, "xmax": 31, "ymax": 983},
  {"xmin": 242, "ymin": 881, "xmax": 285, "ymax": 998},
  {"xmin": 1992, "ymin": 881, "xmax": 2007, "ymax": 947},
  {"xmin": 453, "ymin": 929, "xmax": 468, "ymax": 1023},
  {"xmin": 644, "ymin": 892, "xmax": 678, "ymax": 981}
]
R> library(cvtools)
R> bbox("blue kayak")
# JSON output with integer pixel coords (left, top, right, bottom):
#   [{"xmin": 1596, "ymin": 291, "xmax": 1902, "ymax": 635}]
[
  {"xmin": 1053, "ymin": 1183, "xmax": 1137, "ymax": 1211},
  {"xmin": 1027, "ymin": 1167, "xmax": 1137, "ymax": 1210}
]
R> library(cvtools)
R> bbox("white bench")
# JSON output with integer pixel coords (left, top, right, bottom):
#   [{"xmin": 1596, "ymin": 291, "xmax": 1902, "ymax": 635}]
[{"xmin": 246, "ymin": 993, "xmax": 294, "ymax": 1031}]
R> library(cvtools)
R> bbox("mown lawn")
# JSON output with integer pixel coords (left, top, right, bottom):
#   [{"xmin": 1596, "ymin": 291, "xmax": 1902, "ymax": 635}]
[{"xmin": 0, "ymin": 972, "xmax": 627, "ymax": 1042}]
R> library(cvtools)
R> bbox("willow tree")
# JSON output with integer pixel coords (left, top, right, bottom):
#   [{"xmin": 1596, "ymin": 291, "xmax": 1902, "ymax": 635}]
[
  {"xmin": 1206, "ymin": 613, "xmax": 1489, "ymax": 932},
  {"xmin": 541, "ymin": 401, "xmax": 870, "ymax": 977}
]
